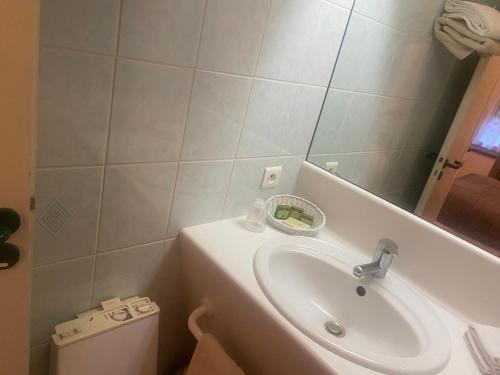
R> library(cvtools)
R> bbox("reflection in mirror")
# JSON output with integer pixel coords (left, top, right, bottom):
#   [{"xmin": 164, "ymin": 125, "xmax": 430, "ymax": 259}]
[{"xmin": 307, "ymin": 0, "xmax": 500, "ymax": 257}]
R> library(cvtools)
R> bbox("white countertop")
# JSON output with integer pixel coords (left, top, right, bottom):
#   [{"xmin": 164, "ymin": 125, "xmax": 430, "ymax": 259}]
[{"xmin": 181, "ymin": 217, "xmax": 481, "ymax": 375}]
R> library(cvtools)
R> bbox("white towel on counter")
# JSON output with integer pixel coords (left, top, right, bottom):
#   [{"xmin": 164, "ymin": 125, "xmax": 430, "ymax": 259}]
[
  {"xmin": 465, "ymin": 324, "xmax": 500, "ymax": 375},
  {"xmin": 445, "ymin": 0, "xmax": 500, "ymax": 40},
  {"xmin": 434, "ymin": 17, "xmax": 500, "ymax": 59}
]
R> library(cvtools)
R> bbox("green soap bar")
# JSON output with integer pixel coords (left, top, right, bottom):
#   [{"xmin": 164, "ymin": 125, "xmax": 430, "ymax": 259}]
[
  {"xmin": 300, "ymin": 213, "xmax": 314, "ymax": 226},
  {"xmin": 290, "ymin": 205, "xmax": 304, "ymax": 219},
  {"xmin": 284, "ymin": 217, "xmax": 311, "ymax": 229},
  {"xmin": 275, "ymin": 205, "xmax": 291, "ymax": 220}
]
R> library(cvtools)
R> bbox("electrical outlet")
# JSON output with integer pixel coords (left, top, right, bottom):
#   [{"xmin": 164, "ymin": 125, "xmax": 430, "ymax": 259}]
[
  {"xmin": 325, "ymin": 161, "xmax": 339, "ymax": 174},
  {"xmin": 261, "ymin": 166, "xmax": 282, "ymax": 189}
]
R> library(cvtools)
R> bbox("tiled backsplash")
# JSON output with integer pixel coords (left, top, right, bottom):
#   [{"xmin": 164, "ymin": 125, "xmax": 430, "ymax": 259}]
[
  {"xmin": 308, "ymin": 0, "xmax": 474, "ymax": 210},
  {"xmin": 31, "ymin": 0, "xmax": 350, "ymax": 373}
]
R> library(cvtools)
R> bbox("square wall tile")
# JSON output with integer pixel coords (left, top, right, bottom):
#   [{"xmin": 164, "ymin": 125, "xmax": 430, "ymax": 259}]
[
  {"xmin": 167, "ymin": 161, "xmax": 233, "ymax": 236},
  {"xmin": 299, "ymin": 2, "xmax": 350, "ymax": 86},
  {"xmin": 181, "ymin": 71, "xmax": 252, "ymax": 161},
  {"xmin": 40, "ymin": 0, "xmax": 121, "ymax": 53},
  {"xmin": 223, "ymin": 156, "xmax": 304, "ymax": 218},
  {"xmin": 352, "ymin": 151, "xmax": 400, "ymax": 195},
  {"xmin": 37, "ymin": 47, "xmax": 114, "ymax": 167},
  {"xmin": 237, "ymin": 80, "xmax": 297, "ymax": 158},
  {"xmin": 98, "ymin": 163, "xmax": 177, "ymax": 251},
  {"xmin": 119, "ymin": 0, "xmax": 205, "ymax": 66},
  {"xmin": 92, "ymin": 240, "xmax": 179, "ymax": 305},
  {"xmin": 281, "ymin": 85, "xmax": 326, "ymax": 156},
  {"xmin": 197, "ymin": 0, "xmax": 270, "ymax": 75},
  {"xmin": 331, "ymin": 14, "xmax": 430, "ymax": 99},
  {"xmin": 363, "ymin": 97, "xmax": 414, "ymax": 152},
  {"xmin": 107, "ymin": 59, "xmax": 193, "ymax": 163},
  {"xmin": 331, "ymin": 93, "xmax": 377, "ymax": 153},
  {"xmin": 308, "ymin": 89, "xmax": 352, "ymax": 155},
  {"xmin": 256, "ymin": 0, "xmax": 320, "ymax": 82},
  {"xmin": 353, "ymin": 0, "xmax": 446, "ymax": 40},
  {"xmin": 31, "ymin": 258, "xmax": 93, "ymax": 346},
  {"xmin": 35, "ymin": 167, "xmax": 103, "ymax": 265}
]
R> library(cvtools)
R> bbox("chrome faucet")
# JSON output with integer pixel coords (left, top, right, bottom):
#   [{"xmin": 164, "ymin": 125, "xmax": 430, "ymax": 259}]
[{"xmin": 353, "ymin": 238, "xmax": 399, "ymax": 278}]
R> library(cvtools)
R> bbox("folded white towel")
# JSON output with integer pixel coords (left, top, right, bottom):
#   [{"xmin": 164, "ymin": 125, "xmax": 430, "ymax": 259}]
[
  {"xmin": 434, "ymin": 18, "xmax": 474, "ymax": 59},
  {"xmin": 470, "ymin": 324, "xmax": 500, "ymax": 369},
  {"xmin": 434, "ymin": 17, "xmax": 500, "ymax": 59},
  {"xmin": 465, "ymin": 331, "xmax": 500, "ymax": 375},
  {"xmin": 445, "ymin": 0, "xmax": 500, "ymax": 40}
]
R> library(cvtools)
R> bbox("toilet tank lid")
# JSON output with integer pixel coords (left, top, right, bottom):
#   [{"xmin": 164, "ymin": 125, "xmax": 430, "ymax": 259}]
[{"xmin": 52, "ymin": 296, "xmax": 159, "ymax": 347}]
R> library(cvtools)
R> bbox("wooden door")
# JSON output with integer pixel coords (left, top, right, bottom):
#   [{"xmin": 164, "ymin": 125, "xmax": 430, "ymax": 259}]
[
  {"xmin": 0, "ymin": 1, "xmax": 38, "ymax": 373},
  {"xmin": 416, "ymin": 57, "xmax": 500, "ymax": 221}
]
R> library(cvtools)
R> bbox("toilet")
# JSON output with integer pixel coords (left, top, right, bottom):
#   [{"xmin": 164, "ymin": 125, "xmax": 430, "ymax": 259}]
[{"xmin": 50, "ymin": 296, "xmax": 159, "ymax": 375}]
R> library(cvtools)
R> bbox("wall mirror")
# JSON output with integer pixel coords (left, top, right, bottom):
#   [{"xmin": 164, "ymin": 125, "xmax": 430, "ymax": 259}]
[{"xmin": 307, "ymin": 0, "xmax": 500, "ymax": 257}]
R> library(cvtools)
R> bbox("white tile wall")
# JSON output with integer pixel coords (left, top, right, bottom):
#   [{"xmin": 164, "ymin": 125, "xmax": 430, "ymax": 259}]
[
  {"xmin": 167, "ymin": 160, "xmax": 233, "ymax": 236},
  {"xmin": 92, "ymin": 240, "xmax": 179, "ymax": 304},
  {"xmin": 37, "ymin": 47, "xmax": 114, "ymax": 167},
  {"xmin": 197, "ymin": 0, "xmax": 271, "ymax": 75},
  {"xmin": 181, "ymin": 71, "xmax": 252, "ymax": 160},
  {"xmin": 35, "ymin": 167, "xmax": 103, "ymax": 265},
  {"xmin": 119, "ymin": 0, "xmax": 206, "ymax": 66},
  {"xmin": 40, "ymin": 0, "xmax": 121, "ymax": 54},
  {"xmin": 31, "ymin": 258, "xmax": 94, "ymax": 346},
  {"xmin": 98, "ymin": 163, "xmax": 177, "ymax": 251},
  {"xmin": 281, "ymin": 85, "xmax": 326, "ymax": 155},
  {"xmin": 237, "ymin": 79, "xmax": 297, "ymax": 158},
  {"xmin": 308, "ymin": 0, "xmax": 460, "ymax": 208},
  {"xmin": 34, "ymin": 0, "xmax": 349, "ymax": 373},
  {"xmin": 107, "ymin": 59, "xmax": 193, "ymax": 163},
  {"xmin": 256, "ymin": 0, "xmax": 321, "ymax": 82}
]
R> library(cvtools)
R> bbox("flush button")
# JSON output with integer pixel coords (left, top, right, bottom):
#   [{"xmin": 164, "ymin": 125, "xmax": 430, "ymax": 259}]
[
  {"xmin": 109, "ymin": 308, "xmax": 132, "ymax": 321},
  {"xmin": 134, "ymin": 303, "xmax": 153, "ymax": 314}
]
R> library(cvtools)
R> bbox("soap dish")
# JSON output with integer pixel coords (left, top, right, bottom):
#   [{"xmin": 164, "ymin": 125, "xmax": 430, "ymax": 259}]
[{"xmin": 266, "ymin": 195, "xmax": 326, "ymax": 236}]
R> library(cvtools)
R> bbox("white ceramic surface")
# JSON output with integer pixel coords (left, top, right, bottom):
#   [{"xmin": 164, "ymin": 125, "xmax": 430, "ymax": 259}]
[{"xmin": 254, "ymin": 236, "xmax": 450, "ymax": 375}]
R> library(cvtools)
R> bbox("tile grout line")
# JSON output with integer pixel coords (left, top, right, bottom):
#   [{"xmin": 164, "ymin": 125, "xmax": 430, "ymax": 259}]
[
  {"xmin": 36, "ymin": 154, "xmax": 312, "ymax": 172},
  {"xmin": 88, "ymin": 0, "xmax": 125, "ymax": 308},
  {"xmin": 33, "ymin": 254, "xmax": 96, "ymax": 270},
  {"xmin": 351, "ymin": 10, "xmax": 435, "ymax": 44},
  {"xmin": 39, "ymin": 45, "xmax": 332, "ymax": 92},
  {"xmin": 163, "ymin": 0, "xmax": 210, "ymax": 240},
  {"xmin": 277, "ymin": 84, "xmax": 301, "ymax": 156},
  {"xmin": 33, "ymin": 237, "xmax": 180, "ymax": 270},
  {"xmin": 230, "ymin": 0, "xmax": 274, "ymax": 165}
]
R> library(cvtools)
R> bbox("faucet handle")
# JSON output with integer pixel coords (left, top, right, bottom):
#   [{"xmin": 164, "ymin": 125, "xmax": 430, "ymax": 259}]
[
  {"xmin": 374, "ymin": 238, "xmax": 399, "ymax": 260},
  {"xmin": 377, "ymin": 238, "xmax": 399, "ymax": 256}
]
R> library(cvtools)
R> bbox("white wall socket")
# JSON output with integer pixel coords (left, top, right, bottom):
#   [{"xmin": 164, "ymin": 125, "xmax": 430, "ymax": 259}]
[
  {"xmin": 261, "ymin": 166, "xmax": 282, "ymax": 189},
  {"xmin": 325, "ymin": 161, "xmax": 339, "ymax": 174}
]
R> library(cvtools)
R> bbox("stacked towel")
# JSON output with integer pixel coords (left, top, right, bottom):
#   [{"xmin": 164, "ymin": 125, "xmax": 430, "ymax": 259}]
[
  {"xmin": 464, "ymin": 323, "xmax": 500, "ymax": 375},
  {"xmin": 435, "ymin": 0, "xmax": 500, "ymax": 59}
]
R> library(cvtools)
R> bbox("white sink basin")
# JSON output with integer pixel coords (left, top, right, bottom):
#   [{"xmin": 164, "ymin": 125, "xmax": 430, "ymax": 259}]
[{"xmin": 254, "ymin": 236, "xmax": 451, "ymax": 375}]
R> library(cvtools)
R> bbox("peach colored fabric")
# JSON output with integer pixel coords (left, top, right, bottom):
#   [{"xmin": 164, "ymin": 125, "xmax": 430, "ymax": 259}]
[
  {"xmin": 437, "ymin": 174, "xmax": 500, "ymax": 254},
  {"xmin": 186, "ymin": 334, "xmax": 245, "ymax": 375}
]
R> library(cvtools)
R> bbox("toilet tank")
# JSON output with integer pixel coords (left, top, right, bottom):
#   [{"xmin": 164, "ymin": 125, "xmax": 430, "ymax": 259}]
[{"xmin": 50, "ymin": 296, "xmax": 159, "ymax": 375}]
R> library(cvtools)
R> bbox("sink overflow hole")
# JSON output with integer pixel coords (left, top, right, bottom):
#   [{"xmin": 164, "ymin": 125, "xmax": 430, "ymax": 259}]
[
  {"xmin": 325, "ymin": 321, "xmax": 345, "ymax": 337},
  {"xmin": 356, "ymin": 286, "xmax": 366, "ymax": 297}
]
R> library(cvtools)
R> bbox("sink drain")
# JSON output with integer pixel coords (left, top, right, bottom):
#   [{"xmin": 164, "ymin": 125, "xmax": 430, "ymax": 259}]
[{"xmin": 324, "ymin": 321, "xmax": 345, "ymax": 337}]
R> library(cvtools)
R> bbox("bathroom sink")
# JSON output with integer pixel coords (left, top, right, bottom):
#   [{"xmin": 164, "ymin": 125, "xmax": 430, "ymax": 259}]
[{"xmin": 253, "ymin": 237, "xmax": 451, "ymax": 375}]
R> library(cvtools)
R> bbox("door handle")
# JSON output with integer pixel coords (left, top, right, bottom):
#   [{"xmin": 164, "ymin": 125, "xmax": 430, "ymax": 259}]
[
  {"xmin": 0, "ymin": 243, "xmax": 20, "ymax": 270},
  {"xmin": 0, "ymin": 208, "xmax": 21, "ymax": 243},
  {"xmin": 443, "ymin": 159, "xmax": 464, "ymax": 170},
  {"xmin": 0, "ymin": 208, "xmax": 21, "ymax": 270}
]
